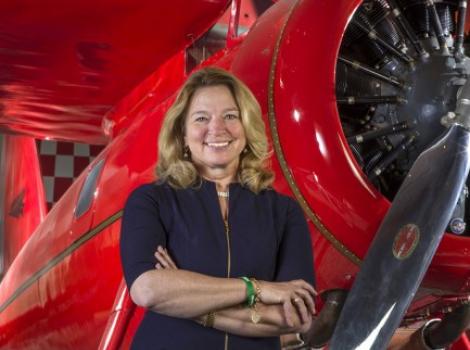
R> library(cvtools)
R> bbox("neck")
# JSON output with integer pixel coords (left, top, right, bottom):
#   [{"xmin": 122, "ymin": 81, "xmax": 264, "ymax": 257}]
[{"xmin": 200, "ymin": 168, "xmax": 237, "ymax": 192}]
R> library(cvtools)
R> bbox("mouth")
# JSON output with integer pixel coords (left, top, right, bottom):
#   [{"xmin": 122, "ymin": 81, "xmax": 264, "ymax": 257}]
[{"xmin": 204, "ymin": 141, "xmax": 232, "ymax": 148}]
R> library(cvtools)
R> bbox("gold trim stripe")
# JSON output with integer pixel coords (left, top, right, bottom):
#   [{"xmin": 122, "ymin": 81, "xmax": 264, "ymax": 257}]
[
  {"xmin": 0, "ymin": 210, "xmax": 123, "ymax": 314},
  {"xmin": 267, "ymin": 0, "xmax": 361, "ymax": 265}
]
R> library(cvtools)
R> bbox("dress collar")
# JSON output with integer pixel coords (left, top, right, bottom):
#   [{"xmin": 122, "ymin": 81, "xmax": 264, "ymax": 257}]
[{"xmin": 200, "ymin": 179, "xmax": 243, "ymax": 206}]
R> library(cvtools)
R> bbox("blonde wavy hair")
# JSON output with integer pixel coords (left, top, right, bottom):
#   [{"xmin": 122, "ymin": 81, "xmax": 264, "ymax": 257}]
[{"xmin": 156, "ymin": 67, "xmax": 274, "ymax": 193}]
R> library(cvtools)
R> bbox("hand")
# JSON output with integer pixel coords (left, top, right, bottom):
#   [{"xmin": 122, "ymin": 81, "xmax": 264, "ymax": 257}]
[
  {"xmin": 257, "ymin": 279, "xmax": 317, "ymax": 327},
  {"xmin": 154, "ymin": 246, "xmax": 178, "ymax": 270},
  {"xmin": 257, "ymin": 301, "xmax": 313, "ymax": 333},
  {"xmin": 298, "ymin": 314, "xmax": 314, "ymax": 333}
]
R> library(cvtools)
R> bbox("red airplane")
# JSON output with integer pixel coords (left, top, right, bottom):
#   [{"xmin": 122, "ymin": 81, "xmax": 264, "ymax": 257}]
[{"xmin": 1, "ymin": 0, "xmax": 470, "ymax": 349}]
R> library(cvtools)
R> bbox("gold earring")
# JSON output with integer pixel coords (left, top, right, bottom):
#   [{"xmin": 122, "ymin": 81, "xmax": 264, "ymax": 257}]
[{"xmin": 184, "ymin": 146, "xmax": 190, "ymax": 159}]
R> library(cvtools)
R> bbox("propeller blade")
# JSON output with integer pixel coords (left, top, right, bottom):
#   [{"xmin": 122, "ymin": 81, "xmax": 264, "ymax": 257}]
[{"xmin": 329, "ymin": 124, "xmax": 470, "ymax": 350}]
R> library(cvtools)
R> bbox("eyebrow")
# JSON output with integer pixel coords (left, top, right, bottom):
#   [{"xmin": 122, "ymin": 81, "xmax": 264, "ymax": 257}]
[{"xmin": 190, "ymin": 108, "xmax": 239, "ymax": 117}]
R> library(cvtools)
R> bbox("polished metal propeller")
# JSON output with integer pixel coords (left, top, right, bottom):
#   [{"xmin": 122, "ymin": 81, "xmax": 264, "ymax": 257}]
[{"xmin": 329, "ymin": 72, "xmax": 470, "ymax": 350}]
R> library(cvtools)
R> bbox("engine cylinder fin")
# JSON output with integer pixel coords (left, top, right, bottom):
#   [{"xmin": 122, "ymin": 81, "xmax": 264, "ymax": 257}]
[
  {"xmin": 368, "ymin": 134, "xmax": 416, "ymax": 179},
  {"xmin": 338, "ymin": 95, "xmax": 406, "ymax": 105},
  {"xmin": 338, "ymin": 56, "xmax": 405, "ymax": 88},
  {"xmin": 348, "ymin": 121, "xmax": 409, "ymax": 144},
  {"xmin": 455, "ymin": 1, "xmax": 467, "ymax": 55},
  {"xmin": 437, "ymin": 3, "xmax": 456, "ymax": 36},
  {"xmin": 401, "ymin": 1, "xmax": 432, "ymax": 36},
  {"xmin": 387, "ymin": 0, "xmax": 429, "ymax": 58},
  {"xmin": 426, "ymin": 0, "xmax": 450, "ymax": 54},
  {"xmin": 353, "ymin": 20, "xmax": 414, "ymax": 63}
]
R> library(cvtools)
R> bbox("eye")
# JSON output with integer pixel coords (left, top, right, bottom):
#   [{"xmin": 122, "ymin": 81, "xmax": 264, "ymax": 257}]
[
  {"xmin": 194, "ymin": 115, "xmax": 209, "ymax": 122},
  {"xmin": 224, "ymin": 113, "xmax": 239, "ymax": 120}
]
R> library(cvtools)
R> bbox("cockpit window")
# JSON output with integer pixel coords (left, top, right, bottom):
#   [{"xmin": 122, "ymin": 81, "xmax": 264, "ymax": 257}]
[{"xmin": 75, "ymin": 159, "xmax": 104, "ymax": 219}]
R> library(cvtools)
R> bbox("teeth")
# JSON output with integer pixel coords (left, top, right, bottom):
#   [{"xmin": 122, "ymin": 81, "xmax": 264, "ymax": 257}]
[{"xmin": 206, "ymin": 142, "xmax": 230, "ymax": 147}]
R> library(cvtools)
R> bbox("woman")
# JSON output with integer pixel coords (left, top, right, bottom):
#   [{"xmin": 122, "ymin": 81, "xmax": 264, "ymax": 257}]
[{"xmin": 120, "ymin": 67, "xmax": 316, "ymax": 349}]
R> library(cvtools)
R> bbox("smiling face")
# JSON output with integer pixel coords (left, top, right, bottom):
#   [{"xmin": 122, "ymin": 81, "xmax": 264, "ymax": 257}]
[{"xmin": 184, "ymin": 85, "xmax": 246, "ymax": 178}]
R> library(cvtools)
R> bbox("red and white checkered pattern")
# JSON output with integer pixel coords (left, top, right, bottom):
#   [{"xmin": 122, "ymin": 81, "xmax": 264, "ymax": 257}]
[{"xmin": 37, "ymin": 140, "xmax": 104, "ymax": 211}]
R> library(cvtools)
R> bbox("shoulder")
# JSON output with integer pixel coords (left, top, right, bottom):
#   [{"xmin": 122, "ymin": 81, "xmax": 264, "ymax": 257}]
[
  {"xmin": 256, "ymin": 187, "xmax": 299, "ymax": 209},
  {"xmin": 241, "ymin": 187, "xmax": 303, "ymax": 222},
  {"xmin": 127, "ymin": 182, "xmax": 158, "ymax": 200},
  {"xmin": 125, "ymin": 181, "xmax": 175, "ymax": 207},
  {"xmin": 261, "ymin": 189, "xmax": 308, "ymax": 228}
]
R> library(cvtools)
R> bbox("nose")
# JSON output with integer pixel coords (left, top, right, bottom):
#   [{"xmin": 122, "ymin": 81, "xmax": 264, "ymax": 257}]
[{"xmin": 208, "ymin": 115, "xmax": 226, "ymax": 132}]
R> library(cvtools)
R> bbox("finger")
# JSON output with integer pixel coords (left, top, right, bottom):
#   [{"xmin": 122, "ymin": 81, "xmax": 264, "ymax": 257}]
[
  {"xmin": 155, "ymin": 263, "xmax": 162, "ymax": 269},
  {"xmin": 167, "ymin": 260, "xmax": 177, "ymax": 269},
  {"xmin": 154, "ymin": 251, "xmax": 165, "ymax": 265},
  {"xmin": 292, "ymin": 296, "xmax": 309, "ymax": 324},
  {"xmin": 295, "ymin": 289, "xmax": 316, "ymax": 315},
  {"xmin": 163, "ymin": 250, "xmax": 178, "ymax": 269},
  {"xmin": 304, "ymin": 283, "xmax": 318, "ymax": 297},
  {"xmin": 154, "ymin": 251, "xmax": 171, "ymax": 268},
  {"xmin": 157, "ymin": 246, "xmax": 178, "ymax": 269},
  {"xmin": 294, "ymin": 279, "xmax": 318, "ymax": 296},
  {"xmin": 155, "ymin": 249, "xmax": 170, "ymax": 264},
  {"xmin": 283, "ymin": 300, "xmax": 295, "ymax": 327}
]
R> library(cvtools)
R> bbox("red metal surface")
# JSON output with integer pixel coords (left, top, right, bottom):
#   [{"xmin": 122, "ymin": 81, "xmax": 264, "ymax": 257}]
[
  {"xmin": 0, "ymin": 57, "xmax": 184, "ymax": 348},
  {"xmin": 102, "ymin": 52, "xmax": 186, "ymax": 139},
  {"xmin": 0, "ymin": 0, "xmax": 469, "ymax": 348},
  {"xmin": 98, "ymin": 280, "xmax": 136, "ymax": 350},
  {"xmin": 0, "ymin": 0, "xmax": 230, "ymax": 144},
  {"xmin": 273, "ymin": 0, "xmax": 386, "ymax": 260},
  {"xmin": 452, "ymin": 333, "xmax": 470, "ymax": 350},
  {"xmin": 0, "ymin": 136, "xmax": 46, "ymax": 273}
]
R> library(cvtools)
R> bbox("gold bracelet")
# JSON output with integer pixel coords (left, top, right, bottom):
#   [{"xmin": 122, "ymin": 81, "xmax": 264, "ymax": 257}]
[
  {"xmin": 250, "ymin": 278, "xmax": 261, "ymax": 303},
  {"xmin": 251, "ymin": 304, "xmax": 261, "ymax": 324},
  {"xmin": 249, "ymin": 278, "xmax": 262, "ymax": 324},
  {"xmin": 203, "ymin": 311, "xmax": 216, "ymax": 328}
]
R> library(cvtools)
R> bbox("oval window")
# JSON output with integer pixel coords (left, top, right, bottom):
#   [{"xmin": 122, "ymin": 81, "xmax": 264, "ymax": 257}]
[{"xmin": 75, "ymin": 159, "xmax": 105, "ymax": 219}]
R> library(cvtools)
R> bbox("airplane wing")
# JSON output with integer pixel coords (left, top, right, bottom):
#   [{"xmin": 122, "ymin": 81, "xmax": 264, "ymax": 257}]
[{"xmin": 0, "ymin": 0, "xmax": 230, "ymax": 144}]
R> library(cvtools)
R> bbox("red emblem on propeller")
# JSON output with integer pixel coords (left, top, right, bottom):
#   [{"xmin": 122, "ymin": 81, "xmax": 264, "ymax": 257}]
[{"xmin": 392, "ymin": 224, "xmax": 420, "ymax": 260}]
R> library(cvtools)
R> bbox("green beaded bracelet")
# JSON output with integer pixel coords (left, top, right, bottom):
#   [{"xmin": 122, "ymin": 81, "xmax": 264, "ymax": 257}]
[{"xmin": 240, "ymin": 276, "xmax": 256, "ymax": 307}]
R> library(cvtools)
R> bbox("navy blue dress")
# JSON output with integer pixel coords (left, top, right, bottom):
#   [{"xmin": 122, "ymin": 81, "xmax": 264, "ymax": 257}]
[{"xmin": 120, "ymin": 180, "xmax": 315, "ymax": 350}]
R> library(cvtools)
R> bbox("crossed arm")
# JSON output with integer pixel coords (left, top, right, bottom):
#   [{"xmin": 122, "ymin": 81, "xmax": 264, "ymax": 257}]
[{"xmin": 129, "ymin": 246, "xmax": 316, "ymax": 337}]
